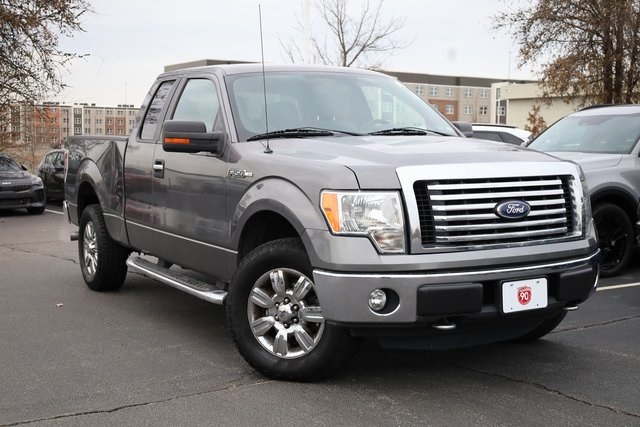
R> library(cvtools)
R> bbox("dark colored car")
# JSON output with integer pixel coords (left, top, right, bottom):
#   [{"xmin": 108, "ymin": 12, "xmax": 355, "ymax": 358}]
[
  {"xmin": 527, "ymin": 104, "xmax": 640, "ymax": 277},
  {"xmin": 0, "ymin": 153, "xmax": 46, "ymax": 214},
  {"xmin": 36, "ymin": 149, "xmax": 65, "ymax": 201}
]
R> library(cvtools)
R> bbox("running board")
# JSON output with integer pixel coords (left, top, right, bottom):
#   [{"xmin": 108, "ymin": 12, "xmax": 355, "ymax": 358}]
[{"xmin": 126, "ymin": 256, "xmax": 227, "ymax": 305}]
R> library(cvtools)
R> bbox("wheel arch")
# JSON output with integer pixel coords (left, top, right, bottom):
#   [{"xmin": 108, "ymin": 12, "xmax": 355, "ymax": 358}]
[
  {"xmin": 590, "ymin": 187, "xmax": 638, "ymax": 220},
  {"xmin": 230, "ymin": 178, "xmax": 328, "ymax": 264}
]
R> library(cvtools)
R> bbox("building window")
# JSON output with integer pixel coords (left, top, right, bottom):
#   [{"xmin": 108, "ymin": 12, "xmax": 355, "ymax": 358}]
[
  {"xmin": 51, "ymin": 136, "xmax": 58, "ymax": 144},
  {"xmin": 464, "ymin": 88, "xmax": 473, "ymax": 98},
  {"xmin": 429, "ymin": 86, "xmax": 438, "ymax": 96},
  {"xmin": 498, "ymin": 106, "xmax": 506, "ymax": 116},
  {"xmin": 479, "ymin": 106, "xmax": 488, "ymax": 115},
  {"xmin": 106, "ymin": 129, "xmax": 113, "ymax": 135},
  {"xmin": 430, "ymin": 103, "xmax": 439, "ymax": 111},
  {"xmin": 445, "ymin": 87, "xmax": 455, "ymax": 97},
  {"xmin": 97, "ymin": 110, "xmax": 103, "ymax": 115},
  {"xmin": 96, "ymin": 119, "xmax": 102, "ymax": 124},
  {"xmin": 117, "ymin": 129, "xmax": 124, "ymax": 135},
  {"xmin": 416, "ymin": 85, "xmax": 424, "ymax": 96},
  {"xmin": 129, "ymin": 120, "xmax": 134, "ymax": 125},
  {"xmin": 106, "ymin": 110, "xmax": 113, "ymax": 116},
  {"xmin": 496, "ymin": 88, "xmax": 502, "ymax": 100},
  {"xmin": 463, "ymin": 105, "xmax": 472, "ymax": 115},
  {"xmin": 84, "ymin": 128, "xmax": 91, "ymax": 133},
  {"xmin": 445, "ymin": 105, "xmax": 454, "ymax": 114},
  {"xmin": 480, "ymin": 89, "xmax": 489, "ymax": 99},
  {"xmin": 106, "ymin": 119, "xmax": 113, "ymax": 125},
  {"xmin": 117, "ymin": 119, "xmax": 124, "ymax": 125},
  {"xmin": 84, "ymin": 118, "xmax": 90, "ymax": 124},
  {"xmin": 74, "ymin": 118, "xmax": 81, "ymax": 124},
  {"xmin": 129, "ymin": 110, "xmax": 136, "ymax": 116},
  {"xmin": 62, "ymin": 118, "xmax": 67, "ymax": 123}
]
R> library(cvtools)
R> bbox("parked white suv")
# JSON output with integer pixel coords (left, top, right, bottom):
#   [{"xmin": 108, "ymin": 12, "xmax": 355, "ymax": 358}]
[{"xmin": 472, "ymin": 124, "xmax": 532, "ymax": 145}]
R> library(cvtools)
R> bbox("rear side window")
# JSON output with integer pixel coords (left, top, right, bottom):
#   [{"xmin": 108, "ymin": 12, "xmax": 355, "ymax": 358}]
[{"xmin": 140, "ymin": 80, "xmax": 175, "ymax": 140}]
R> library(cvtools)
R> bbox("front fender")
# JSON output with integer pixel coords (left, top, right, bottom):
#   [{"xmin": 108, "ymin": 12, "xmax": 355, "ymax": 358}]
[{"xmin": 230, "ymin": 178, "xmax": 329, "ymax": 249}]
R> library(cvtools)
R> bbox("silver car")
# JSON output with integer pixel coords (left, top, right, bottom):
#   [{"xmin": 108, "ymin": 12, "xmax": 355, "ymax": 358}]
[{"xmin": 528, "ymin": 104, "xmax": 640, "ymax": 277}]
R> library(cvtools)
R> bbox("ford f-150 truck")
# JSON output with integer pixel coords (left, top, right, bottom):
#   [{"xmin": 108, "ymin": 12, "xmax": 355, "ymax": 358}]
[{"xmin": 64, "ymin": 64, "xmax": 600, "ymax": 381}]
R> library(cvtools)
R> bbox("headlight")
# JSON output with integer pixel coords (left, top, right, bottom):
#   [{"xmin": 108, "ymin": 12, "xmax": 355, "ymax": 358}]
[{"xmin": 321, "ymin": 191, "xmax": 405, "ymax": 253}]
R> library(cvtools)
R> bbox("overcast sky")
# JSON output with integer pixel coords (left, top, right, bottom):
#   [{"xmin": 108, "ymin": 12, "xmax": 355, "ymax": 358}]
[{"xmin": 57, "ymin": 0, "xmax": 531, "ymax": 106}]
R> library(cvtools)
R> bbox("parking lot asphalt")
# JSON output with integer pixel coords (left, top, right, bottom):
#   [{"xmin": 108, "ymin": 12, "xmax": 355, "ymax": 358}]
[{"xmin": 0, "ymin": 205, "xmax": 638, "ymax": 426}]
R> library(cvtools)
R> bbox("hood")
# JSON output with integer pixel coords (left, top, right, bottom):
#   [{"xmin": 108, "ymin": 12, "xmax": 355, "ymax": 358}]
[
  {"xmin": 545, "ymin": 151, "xmax": 623, "ymax": 171},
  {"xmin": 265, "ymin": 135, "xmax": 564, "ymax": 188},
  {"xmin": 0, "ymin": 169, "xmax": 31, "ymax": 181}
]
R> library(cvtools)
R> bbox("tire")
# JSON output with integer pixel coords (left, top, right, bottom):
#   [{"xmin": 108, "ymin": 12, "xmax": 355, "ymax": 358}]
[
  {"xmin": 78, "ymin": 204, "xmax": 130, "ymax": 291},
  {"xmin": 510, "ymin": 312, "xmax": 567, "ymax": 343},
  {"xmin": 593, "ymin": 203, "xmax": 634, "ymax": 277},
  {"xmin": 226, "ymin": 238, "xmax": 360, "ymax": 381}
]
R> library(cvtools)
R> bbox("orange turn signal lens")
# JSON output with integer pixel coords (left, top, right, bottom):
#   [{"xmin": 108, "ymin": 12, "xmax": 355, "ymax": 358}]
[
  {"xmin": 321, "ymin": 192, "xmax": 341, "ymax": 232},
  {"xmin": 164, "ymin": 137, "xmax": 190, "ymax": 144}
]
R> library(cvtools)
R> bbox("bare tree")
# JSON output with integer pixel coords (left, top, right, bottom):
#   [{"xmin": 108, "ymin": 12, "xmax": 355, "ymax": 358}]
[
  {"xmin": 282, "ymin": 0, "xmax": 409, "ymax": 69},
  {"xmin": 494, "ymin": 0, "xmax": 640, "ymax": 107},
  {"xmin": 0, "ymin": 0, "xmax": 91, "ymax": 151}
]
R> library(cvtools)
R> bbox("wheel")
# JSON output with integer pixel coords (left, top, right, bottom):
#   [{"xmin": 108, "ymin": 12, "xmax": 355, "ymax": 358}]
[
  {"xmin": 593, "ymin": 203, "xmax": 634, "ymax": 277},
  {"xmin": 226, "ymin": 238, "xmax": 359, "ymax": 381},
  {"xmin": 509, "ymin": 312, "xmax": 567, "ymax": 343},
  {"xmin": 78, "ymin": 204, "xmax": 130, "ymax": 291}
]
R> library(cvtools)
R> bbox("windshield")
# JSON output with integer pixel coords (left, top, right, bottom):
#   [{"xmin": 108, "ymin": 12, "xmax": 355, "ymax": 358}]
[
  {"xmin": 226, "ymin": 71, "xmax": 458, "ymax": 141},
  {"xmin": 529, "ymin": 113, "xmax": 640, "ymax": 154},
  {"xmin": 0, "ymin": 156, "xmax": 21, "ymax": 172}
]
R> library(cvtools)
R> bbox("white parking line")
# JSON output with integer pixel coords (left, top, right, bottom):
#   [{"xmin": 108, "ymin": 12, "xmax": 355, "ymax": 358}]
[
  {"xmin": 45, "ymin": 209, "xmax": 63, "ymax": 215},
  {"xmin": 597, "ymin": 282, "xmax": 640, "ymax": 291}
]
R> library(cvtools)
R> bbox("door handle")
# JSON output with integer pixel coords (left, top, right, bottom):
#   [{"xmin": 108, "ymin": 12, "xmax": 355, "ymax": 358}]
[{"xmin": 153, "ymin": 160, "xmax": 165, "ymax": 178}]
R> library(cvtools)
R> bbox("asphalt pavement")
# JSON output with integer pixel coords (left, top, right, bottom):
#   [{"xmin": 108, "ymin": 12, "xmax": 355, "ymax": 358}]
[{"xmin": 0, "ymin": 204, "xmax": 638, "ymax": 426}]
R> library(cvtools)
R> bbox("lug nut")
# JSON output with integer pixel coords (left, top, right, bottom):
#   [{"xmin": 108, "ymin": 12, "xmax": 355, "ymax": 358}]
[
  {"xmin": 275, "ymin": 302, "xmax": 280, "ymax": 308},
  {"xmin": 284, "ymin": 323, "xmax": 289, "ymax": 328},
  {"xmin": 293, "ymin": 318, "xmax": 299, "ymax": 324},
  {"xmin": 284, "ymin": 297, "xmax": 290, "ymax": 304},
  {"xmin": 292, "ymin": 305, "xmax": 299, "ymax": 311},
  {"xmin": 274, "ymin": 316, "xmax": 279, "ymax": 321}
]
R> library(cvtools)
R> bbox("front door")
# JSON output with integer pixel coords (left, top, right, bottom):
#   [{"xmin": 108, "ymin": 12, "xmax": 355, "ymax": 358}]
[{"xmin": 150, "ymin": 77, "xmax": 231, "ymax": 280}]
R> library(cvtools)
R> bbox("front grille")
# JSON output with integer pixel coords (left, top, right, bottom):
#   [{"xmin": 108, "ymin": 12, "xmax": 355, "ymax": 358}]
[
  {"xmin": 0, "ymin": 184, "xmax": 31, "ymax": 193},
  {"xmin": 414, "ymin": 175, "xmax": 578, "ymax": 247}
]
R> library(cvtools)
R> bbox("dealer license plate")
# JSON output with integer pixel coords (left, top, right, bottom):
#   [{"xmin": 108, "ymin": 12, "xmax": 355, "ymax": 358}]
[{"xmin": 502, "ymin": 278, "xmax": 548, "ymax": 313}]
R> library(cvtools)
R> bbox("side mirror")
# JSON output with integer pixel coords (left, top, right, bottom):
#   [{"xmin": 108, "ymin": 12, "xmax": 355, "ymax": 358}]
[
  {"xmin": 451, "ymin": 121, "xmax": 473, "ymax": 138},
  {"xmin": 162, "ymin": 120, "xmax": 224, "ymax": 154},
  {"xmin": 20, "ymin": 164, "xmax": 28, "ymax": 171}
]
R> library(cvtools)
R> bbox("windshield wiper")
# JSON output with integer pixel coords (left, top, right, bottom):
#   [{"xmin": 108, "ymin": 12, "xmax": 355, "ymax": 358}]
[
  {"xmin": 367, "ymin": 127, "xmax": 454, "ymax": 136},
  {"xmin": 247, "ymin": 127, "xmax": 334, "ymax": 141}
]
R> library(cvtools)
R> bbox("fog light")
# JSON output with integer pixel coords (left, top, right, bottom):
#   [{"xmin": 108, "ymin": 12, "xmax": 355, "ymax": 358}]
[{"xmin": 368, "ymin": 289, "xmax": 387, "ymax": 311}]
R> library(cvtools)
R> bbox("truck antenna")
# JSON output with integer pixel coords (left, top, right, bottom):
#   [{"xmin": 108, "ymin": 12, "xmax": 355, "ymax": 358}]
[{"xmin": 259, "ymin": 5, "xmax": 272, "ymax": 154}]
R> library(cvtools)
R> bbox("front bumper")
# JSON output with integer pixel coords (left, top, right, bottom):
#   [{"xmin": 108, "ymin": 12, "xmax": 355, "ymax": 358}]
[
  {"xmin": 0, "ymin": 187, "xmax": 45, "ymax": 210},
  {"xmin": 313, "ymin": 250, "xmax": 600, "ymax": 325}
]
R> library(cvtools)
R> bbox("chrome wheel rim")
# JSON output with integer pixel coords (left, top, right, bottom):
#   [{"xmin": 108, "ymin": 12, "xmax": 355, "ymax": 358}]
[
  {"xmin": 83, "ymin": 221, "xmax": 98, "ymax": 277},
  {"xmin": 247, "ymin": 268, "xmax": 325, "ymax": 359}
]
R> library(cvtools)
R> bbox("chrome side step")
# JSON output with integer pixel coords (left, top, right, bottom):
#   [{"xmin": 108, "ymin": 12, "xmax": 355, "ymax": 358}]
[{"xmin": 126, "ymin": 256, "xmax": 227, "ymax": 305}]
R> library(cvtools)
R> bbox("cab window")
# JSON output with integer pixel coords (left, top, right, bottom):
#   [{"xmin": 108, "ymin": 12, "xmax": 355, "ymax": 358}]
[{"xmin": 171, "ymin": 79, "xmax": 222, "ymax": 132}]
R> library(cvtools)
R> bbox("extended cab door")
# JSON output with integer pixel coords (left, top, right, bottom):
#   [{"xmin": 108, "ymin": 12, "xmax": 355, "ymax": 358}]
[{"xmin": 149, "ymin": 76, "xmax": 231, "ymax": 279}]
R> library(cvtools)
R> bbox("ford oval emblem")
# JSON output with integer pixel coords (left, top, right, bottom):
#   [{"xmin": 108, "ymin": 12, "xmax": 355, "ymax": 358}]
[{"xmin": 495, "ymin": 200, "xmax": 531, "ymax": 220}]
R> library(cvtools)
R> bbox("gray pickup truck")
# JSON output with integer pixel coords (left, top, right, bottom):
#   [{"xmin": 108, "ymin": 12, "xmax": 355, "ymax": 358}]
[{"xmin": 64, "ymin": 64, "xmax": 600, "ymax": 381}]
